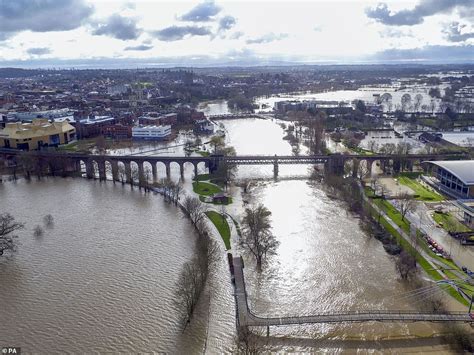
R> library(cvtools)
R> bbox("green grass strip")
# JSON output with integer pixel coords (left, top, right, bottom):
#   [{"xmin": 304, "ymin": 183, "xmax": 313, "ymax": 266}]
[
  {"xmin": 205, "ymin": 211, "xmax": 231, "ymax": 250},
  {"xmin": 432, "ymin": 211, "xmax": 471, "ymax": 233},
  {"xmin": 192, "ymin": 181, "xmax": 223, "ymax": 196},
  {"xmin": 396, "ymin": 176, "xmax": 444, "ymax": 202}
]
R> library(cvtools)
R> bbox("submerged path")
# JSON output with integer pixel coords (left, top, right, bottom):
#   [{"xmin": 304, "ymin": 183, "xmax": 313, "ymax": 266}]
[{"xmin": 232, "ymin": 257, "xmax": 473, "ymax": 329}]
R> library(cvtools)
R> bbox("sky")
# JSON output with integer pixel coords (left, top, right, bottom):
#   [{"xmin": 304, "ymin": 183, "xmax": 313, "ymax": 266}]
[{"xmin": 0, "ymin": 0, "xmax": 473, "ymax": 67}]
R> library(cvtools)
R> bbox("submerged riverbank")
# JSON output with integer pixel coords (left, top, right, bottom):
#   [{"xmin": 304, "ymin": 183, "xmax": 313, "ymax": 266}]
[{"xmin": 0, "ymin": 178, "xmax": 236, "ymax": 353}]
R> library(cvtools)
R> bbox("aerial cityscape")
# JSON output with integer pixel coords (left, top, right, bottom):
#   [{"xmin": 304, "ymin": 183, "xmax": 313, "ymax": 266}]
[{"xmin": 1, "ymin": 0, "xmax": 474, "ymax": 353}]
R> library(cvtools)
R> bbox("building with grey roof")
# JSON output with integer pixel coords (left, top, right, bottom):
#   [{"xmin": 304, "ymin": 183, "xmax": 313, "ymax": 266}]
[{"xmin": 424, "ymin": 160, "xmax": 474, "ymax": 199}]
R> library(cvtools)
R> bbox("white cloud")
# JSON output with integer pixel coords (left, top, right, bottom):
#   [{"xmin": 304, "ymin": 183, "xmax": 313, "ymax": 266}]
[{"xmin": 0, "ymin": 0, "xmax": 472, "ymax": 64}]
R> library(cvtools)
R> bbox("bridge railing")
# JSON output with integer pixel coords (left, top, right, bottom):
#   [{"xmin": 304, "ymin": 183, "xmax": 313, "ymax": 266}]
[{"xmin": 247, "ymin": 309, "xmax": 469, "ymax": 322}]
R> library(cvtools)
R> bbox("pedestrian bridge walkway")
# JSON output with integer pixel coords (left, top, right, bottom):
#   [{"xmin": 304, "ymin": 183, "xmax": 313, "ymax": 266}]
[{"xmin": 232, "ymin": 257, "xmax": 473, "ymax": 329}]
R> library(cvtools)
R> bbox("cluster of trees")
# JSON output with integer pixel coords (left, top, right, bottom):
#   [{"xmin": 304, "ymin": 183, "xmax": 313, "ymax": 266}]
[
  {"xmin": 281, "ymin": 123, "xmax": 302, "ymax": 155},
  {"xmin": 174, "ymin": 196, "xmax": 219, "ymax": 329},
  {"xmin": 330, "ymin": 130, "xmax": 364, "ymax": 151},
  {"xmin": 208, "ymin": 136, "xmax": 237, "ymax": 190},
  {"xmin": 287, "ymin": 109, "xmax": 327, "ymax": 154},
  {"xmin": 240, "ymin": 204, "xmax": 279, "ymax": 270},
  {"xmin": 34, "ymin": 213, "xmax": 55, "ymax": 238},
  {"xmin": 366, "ymin": 140, "xmax": 414, "ymax": 155},
  {"xmin": 0, "ymin": 213, "xmax": 54, "ymax": 252},
  {"xmin": 324, "ymin": 175, "xmax": 364, "ymax": 214},
  {"xmin": 227, "ymin": 93, "xmax": 257, "ymax": 111},
  {"xmin": 5, "ymin": 153, "xmax": 81, "ymax": 181},
  {"xmin": 370, "ymin": 182, "xmax": 419, "ymax": 279},
  {"xmin": 158, "ymin": 178, "xmax": 183, "ymax": 204}
]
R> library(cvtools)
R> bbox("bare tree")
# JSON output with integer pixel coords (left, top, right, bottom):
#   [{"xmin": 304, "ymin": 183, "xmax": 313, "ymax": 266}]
[
  {"xmin": 235, "ymin": 327, "xmax": 267, "ymax": 354},
  {"xmin": 117, "ymin": 164, "xmax": 126, "ymax": 184},
  {"xmin": 33, "ymin": 225, "xmax": 44, "ymax": 237},
  {"xmin": 357, "ymin": 161, "xmax": 370, "ymax": 179},
  {"xmin": 395, "ymin": 250, "xmax": 417, "ymax": 280},
  {"xmin": 130, "ymin": 166, "xmax": 139, "ymax": 187},
  {"xmin": 0, "ymin": 213, "xmax": 24, "ymax": 256},
  {"xmin": 423, "ymin": 144, "xmax": 438, "ymax": 154},
  {"xmin": 198, "ymin": 229, "xmax": 220, "ymax": 271},
  {"xmin": 94, "ymin": 135, "xmax": 108, "ymax": 154},
  {"xmin": 174, "ymin": 220, "xmax": 219, "ymax": 329},
  {"xmin": 289, "ymin": 110, "xmax": 326, "ymax": 154},
  {"xmin": 240, "ymin": 204, "xmax": 279, "ymax": 270},
  {"xmin": 444, "ymin": 324, "xmax": 474, "ymax": 352},
  {"xmin": 173, "ymin": 180, "xmax": 184, "ymax": 204},
  {"xmin": 174, "ymin": 257, "xmax": 207, "ymax": 328},
  {"xmin": 465, "ymin": 137, "xmax": 474, "ymax": 148},
  {"xmin": 395, "ymin": 142, "xmax": 413, "ymax": 171},
  {"xmin": 379, "ymin": 143, "xmax": 396, "ymax": 155},
  {"xmin": 367, "ymin": 140, "xmax": 378, "ymax": 153},
  {"xmin": 104, "ymin": 162, "xmax": 113, "ymax": 182},
  {"xmin": 307, "ymin": 111, "xmax": 326, "ymax": 154},
  {"xmin": 212, "ymin": 144, "xmax": 237, "ymax": 190},
  {"xmin": 17, "ymin": 152, "xmax": 37, "ymax": 180},
  {"xmin": 371, "ymin": 178, "xmax": 386, "ymax": 198},
  {"xmin": 430, "ymin": 99, "xmax": 436, "ymax": 115},
  {"xmin": 209, "ymin": 135, "xmax": 225, "ymax": 154},
  {"xmin": 396, "ymin": 142, "xmax": 412, "ymax": 155},
  {"xmin": 143, "ymin": 166, "xmax": 153, "ymax": 192},
  {"xmin": 401, "ymin": 93, "xmax": 412, "ymax": 112},
  {"xmin": 414, "ymin": 94, "xmax": 423, "ymax": 112},
  {"xmin": 43, "ymin": 214, "xmax": 54, "ymax": 228},
  {"xmin": 397, "ymin": 192, "xmax": 416, "ymax": 221},
  {"xmin": 183, "ymin": 196, "xmax": 206, "ymax": 227},
  {"xmin": 160, "ymin": 178, "xmax": 183, "ymax": 204},
  {"xmin": 410, "ymin": 224, "xmax": 421, "ymax": 260}
]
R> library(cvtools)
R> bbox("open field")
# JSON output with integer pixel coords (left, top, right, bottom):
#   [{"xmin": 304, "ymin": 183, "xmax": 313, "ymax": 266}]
[
  {"xmin": 433, "ymin": 211, "xmax": 471, "ymax": 233},
  {"xmin": 397, "ymin": 175, "xmax": 444, "ymax": 202}
]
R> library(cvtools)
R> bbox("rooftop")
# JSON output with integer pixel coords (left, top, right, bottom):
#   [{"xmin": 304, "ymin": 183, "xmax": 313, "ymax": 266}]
[
  {"xmin": 425, "ymin": 160, "xmax": 474, "ymax": 185},
  {"xmin": 0, "ymin": 119, "xmax": 75, "ymax": 139}
]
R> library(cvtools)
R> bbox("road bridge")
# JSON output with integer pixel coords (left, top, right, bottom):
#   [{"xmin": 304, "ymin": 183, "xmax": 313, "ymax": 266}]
[{"xmin": 232, "ymin": 257, "xmax": 473, "ymax": 334}]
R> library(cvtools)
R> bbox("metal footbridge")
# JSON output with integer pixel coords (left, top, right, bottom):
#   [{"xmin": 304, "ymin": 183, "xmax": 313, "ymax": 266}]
[{"xmin": 232, "ymin": 257, "xmax": 473, "ymax": 329}]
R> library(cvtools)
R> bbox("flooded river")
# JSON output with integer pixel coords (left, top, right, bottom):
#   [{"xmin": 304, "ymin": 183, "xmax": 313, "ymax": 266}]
[
  {"xmin": 0, "ymin": 112, "xmax": 466, "ymax": 353},
  {"xmin": 0, "ymin": 179, "xmax": 224, "ymax": 353},
  {"xmin": 221, "ymin": 119, "xmax": 460, "ymax": 352}
]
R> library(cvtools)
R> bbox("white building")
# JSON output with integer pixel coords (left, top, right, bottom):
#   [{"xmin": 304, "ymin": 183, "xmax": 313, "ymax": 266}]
[
  {"xmin": 132, "ymin": 125, "xmax": 172, "ymax": 140},
  {"xmin": 11, "ymin": 108, "xmax": 73, "ymax": 122}
]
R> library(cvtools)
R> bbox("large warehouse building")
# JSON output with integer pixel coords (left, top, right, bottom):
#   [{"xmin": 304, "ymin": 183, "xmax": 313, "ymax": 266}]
[{"xmin": 424, "ymin": 160, "xmax": 474, "ymax": 199}]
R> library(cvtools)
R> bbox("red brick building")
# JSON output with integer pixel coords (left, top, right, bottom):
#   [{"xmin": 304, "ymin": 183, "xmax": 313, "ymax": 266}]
[{"xmin": 103, "ymin": 124, "xmax": 132, "ymax": 139}]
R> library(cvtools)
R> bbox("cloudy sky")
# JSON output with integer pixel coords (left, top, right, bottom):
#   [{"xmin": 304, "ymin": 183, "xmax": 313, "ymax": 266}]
[{"xmin": 0, "ymin": 0, "xmax": 473, "ymax": 67}]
